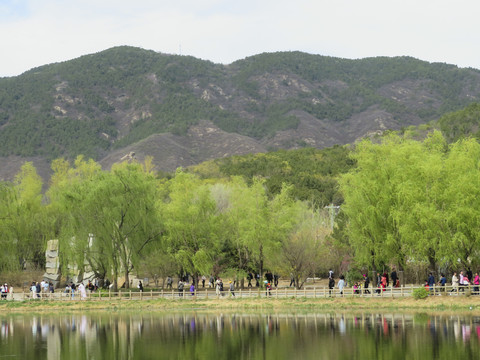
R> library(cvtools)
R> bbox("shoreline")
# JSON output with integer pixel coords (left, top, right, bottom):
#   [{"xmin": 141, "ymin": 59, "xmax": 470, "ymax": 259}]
[{"xmin": 1, "ymin": 296, "xmax": 480, "ymax": 314}]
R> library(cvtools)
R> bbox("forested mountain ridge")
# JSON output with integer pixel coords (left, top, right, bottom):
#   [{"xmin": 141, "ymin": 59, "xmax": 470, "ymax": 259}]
[{"xmin": 1, "ymin": 46, "xmax": 480, "ymax": 181}]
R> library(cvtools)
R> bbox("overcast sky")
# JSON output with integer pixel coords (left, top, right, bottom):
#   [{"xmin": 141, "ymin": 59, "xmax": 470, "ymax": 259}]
[{"xmin": 1, "ymin": 0, "xmax": 479, "ymax": 77}]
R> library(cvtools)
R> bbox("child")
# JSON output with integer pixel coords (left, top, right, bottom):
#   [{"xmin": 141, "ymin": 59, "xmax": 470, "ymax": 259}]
[
  {"xmin": 354, "ymin": 282, "xmax": 360, "ymax": 294},
  {"xmin": 266, "ymin": 282, "xmax": 272, "ymax": 296}
]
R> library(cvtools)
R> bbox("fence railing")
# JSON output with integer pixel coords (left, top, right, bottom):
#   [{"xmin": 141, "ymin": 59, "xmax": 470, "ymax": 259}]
[{"xmin": 2, "ymin": 284, "xmax": 477, "ymax": 301}]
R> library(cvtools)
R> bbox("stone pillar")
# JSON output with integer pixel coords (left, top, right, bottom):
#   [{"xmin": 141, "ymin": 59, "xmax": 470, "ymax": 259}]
[{"xmin": 43, "ymin": 240, "xmax": 61, "ymax": 288}]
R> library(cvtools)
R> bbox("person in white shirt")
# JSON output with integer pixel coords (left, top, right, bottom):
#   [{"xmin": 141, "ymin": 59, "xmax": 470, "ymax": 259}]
[
  {"xmin": 78, "ymin": 283, "xmax": 87, "ymax": 299},
  {"xmin": 451, "ymin": 272, "xmax": 459, "ymax": 292},
  {"xmin": 337, "ymin": 275, "xmax": 345, "ymax": 296}
]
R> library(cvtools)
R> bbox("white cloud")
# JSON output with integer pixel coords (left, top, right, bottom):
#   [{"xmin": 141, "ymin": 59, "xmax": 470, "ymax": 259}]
[{"xmin": 0, "ymin": 0, "xmax": 479, "ymax": 77}]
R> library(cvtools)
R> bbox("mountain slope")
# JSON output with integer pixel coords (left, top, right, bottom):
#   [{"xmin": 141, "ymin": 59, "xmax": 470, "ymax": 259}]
[{"xmin": 0, "ymin": 46, "xmax": 480, "ymax": 180}]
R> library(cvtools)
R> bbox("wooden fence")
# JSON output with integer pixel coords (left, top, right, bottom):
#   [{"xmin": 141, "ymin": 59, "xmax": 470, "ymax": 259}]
[{"xmin": 3, "ymin": 284, "xmax": 477, "ymax": 301}]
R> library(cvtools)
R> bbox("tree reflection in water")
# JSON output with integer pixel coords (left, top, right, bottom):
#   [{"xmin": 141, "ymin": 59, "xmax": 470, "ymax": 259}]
[{"xmin": 0, "ymin": 312, "xmax": 479, "ymax": 359}]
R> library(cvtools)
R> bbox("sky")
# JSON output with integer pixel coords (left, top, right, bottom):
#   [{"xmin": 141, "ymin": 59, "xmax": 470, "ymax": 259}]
[{"xmin": 1, "ymin": 0, "xmax": 479, "ymax": 77}]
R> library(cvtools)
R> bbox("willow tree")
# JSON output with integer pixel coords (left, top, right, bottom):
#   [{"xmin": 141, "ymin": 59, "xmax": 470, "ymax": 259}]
[
  {"xmin": 231, "ymin": 178, "xmax": 272, "ymax": 282},
  {"xmin": 211, "ymin": 177, "xmax": 264, "ymax": 286},
  {"xmin": 339, "ymin": 136, "xmax": 406, "ymax": 279},
  {"xmin": 273, "ymin": 205, "xmax": 329, "ymax": 289},
  {"xmin": 340, "ymin": 131, "xmax": 476, "ymax": 277},
  {"xmin": 0, "ymin": 162, "xmax": 46, "ymax": 270},
  {"xmin": 46, "ymin": 156, "xmax": 103, "ymax": 278},
  {"xmin": 440, "ymin": 138, "xmax": 480, "ymax": 268},
  {"xmin": 393, "ymin": 131, "xmax": 449, "ymax": 272},
  {"xmin": 163, "ymin": 171, "xmax": 221, "ymax": 282},
  {"xmin": 51, "ymin": 157, "xmax": 163, "ymax": 290},
  {"xmin": 0, "ymin": 182, "xmax": 21, "ymax": 270}
]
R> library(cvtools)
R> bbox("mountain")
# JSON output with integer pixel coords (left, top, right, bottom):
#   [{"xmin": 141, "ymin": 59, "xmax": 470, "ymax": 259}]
[{"xmin": 1, "ymin": 46, "xmax": 480, "ymax": 181}]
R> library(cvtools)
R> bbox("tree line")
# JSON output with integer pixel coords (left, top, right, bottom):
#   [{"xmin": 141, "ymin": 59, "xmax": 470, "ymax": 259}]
[
  {"xmin": 2, "ymin": 129, "xmax": 480, "ymax": 289},
  {"xmin": 0, "ymin": 156, "xmax": 336, "ymax": 290},
  {"xmin": 339, "ymin": 130, "xmax": 480, "ymax": 281}
]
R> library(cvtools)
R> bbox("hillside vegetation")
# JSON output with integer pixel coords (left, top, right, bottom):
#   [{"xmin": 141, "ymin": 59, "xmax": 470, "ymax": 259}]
[{"xmin": 1, "ymin": 46, "xmax": 480, "ymax": 180}]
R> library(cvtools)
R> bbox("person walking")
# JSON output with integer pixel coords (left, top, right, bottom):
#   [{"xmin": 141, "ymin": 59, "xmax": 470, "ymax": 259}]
[
  {"xmin": 215, "ymin": 278, "xmax": 221, "ymax": 297},
  {"xmin": 229, "ymin": 281, "xmax": 235, "ymax": 297},
  {"xmin": 451, "ymin": 272, "xmax": 459, "ymax": 292},
  {"xmin": 274, "ymin": 274, "xmax": 279, "ymax": 288},
  {"xmin": 328, "ymin": 277, "xmax": 335, "ymax": 297},
  {"xmin": 78, "ymin": 283, "xmax": 87, "ymax": 299},
  {"xmin": 363, "ymin": 274, "xmax": 370, "ymax": 294},
  {"xmin": 459, "ymin": 271, "xmax": 465, "ymax": 292},
  {"xmin": 439, "ymin": 274, "xmax": 447, "ymax": 292},
  {"xmin": 178, "ymin": 280, "xmax": 184, "ymax": 297},
  {"xmin": 391, "ymin": 268, "xmax": 398, "ymax": 288},
  {"xmin": 337, "ymin": 276, "xmax": 345, "ymax": 296},
  {"xmin": 36, "ymin": 282, "xmax": 41, "ymax": 299},
  {"xmin": 70, "ymin": 282, "xmax": 76, "ymax": 299},
  {"xmin": 31, "ymin": 282, "xmax": 37, "ymax": 299},
  {"xmin": 474, "ymin": 273, "xmax": 480, "ymax": 294},
  {"xmin": 427, "ymin": 273, "xmax": 435, "ymax": 295}
]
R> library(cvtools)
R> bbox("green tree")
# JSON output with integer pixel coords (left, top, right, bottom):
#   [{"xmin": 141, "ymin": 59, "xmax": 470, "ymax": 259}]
[
  {"xmin": 441, "ymin": 138, "xmax": 480, "ymax": 268},
  {"xmin": 274, "ymin": 206, "xmax": 329, "ymax": 289},
  {"xmin": 163, "ymin": 171, "xmax": 221, "ymax": 282},
  {"xmin": 339, "ymin": 136, "xmax": 404, "ymax": 279},
  {"xmin": 0, "ymin": 162, "xmax": 46, "ymax": 270},
  {"xmin": 53, "ymin": 158, "xmax": 163, "ymax": 290}
]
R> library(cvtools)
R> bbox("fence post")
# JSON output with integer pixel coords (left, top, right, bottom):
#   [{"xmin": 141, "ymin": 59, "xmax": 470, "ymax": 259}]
[{"xmin": 109, "ymin": 289, "xmax": 111, "ymax": 300}]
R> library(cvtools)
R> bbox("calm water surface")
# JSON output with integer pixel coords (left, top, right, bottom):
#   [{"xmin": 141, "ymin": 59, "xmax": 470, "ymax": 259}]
[{"xmin": 0, "ymin": 311, "xmax": 479, "ymax": 359}]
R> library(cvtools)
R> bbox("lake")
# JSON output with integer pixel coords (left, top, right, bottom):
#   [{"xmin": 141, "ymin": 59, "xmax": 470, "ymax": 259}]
[{"xmin": 0, "ymin": 311, "xmax": 479, "ymax": 359}]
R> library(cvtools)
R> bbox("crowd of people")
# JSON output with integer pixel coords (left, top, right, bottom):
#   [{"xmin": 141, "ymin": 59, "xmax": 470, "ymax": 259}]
[
  {"xmin": 174, "ymin": 273, "xmax": 277, "ymax": 298},
  {"xmin": 64, "ymin": 280, "xmax": 98, "ymax": 299},
  {"xmin": 325, "ymin": 267, "xmax": 480, "ymax": 296},
  {"xmin": 29, "ymin": 280, "xmax": 54, "ymax": 298},
  {"xmin": 23, "ymin": 279, "xmax": 100, "ymax": 299},
  {"xmin": 7, "ymin": 269, "xmax": 480, "ymax": 301}
]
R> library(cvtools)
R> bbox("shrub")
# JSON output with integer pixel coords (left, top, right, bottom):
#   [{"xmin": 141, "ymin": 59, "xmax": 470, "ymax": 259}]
[{"xmin": 413, "ymin": 287, "xmax": 429, "ymax": 299}]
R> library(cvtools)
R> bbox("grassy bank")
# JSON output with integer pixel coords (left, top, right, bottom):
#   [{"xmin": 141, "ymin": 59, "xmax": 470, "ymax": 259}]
[{"xmin": 1, "ymin": 296, "xmax": 480, "ymax": 314}]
